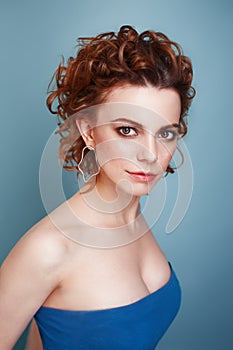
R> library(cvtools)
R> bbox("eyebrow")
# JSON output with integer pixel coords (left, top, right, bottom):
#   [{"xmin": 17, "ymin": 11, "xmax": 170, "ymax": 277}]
[{"xmin": 111, "ymin": 117, "xmax": 180, "ymax": 130}]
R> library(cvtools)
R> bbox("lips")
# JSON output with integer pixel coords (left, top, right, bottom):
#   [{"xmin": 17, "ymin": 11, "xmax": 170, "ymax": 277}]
[{"xmin": 125, "ymin": 170, "xmax": 157, "ymax": 182}]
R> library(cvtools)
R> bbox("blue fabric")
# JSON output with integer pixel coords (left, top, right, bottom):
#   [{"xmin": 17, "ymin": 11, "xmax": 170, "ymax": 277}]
[{"xmin": 34, "ymin": 262, "xmax": 181, "ymax": 350}]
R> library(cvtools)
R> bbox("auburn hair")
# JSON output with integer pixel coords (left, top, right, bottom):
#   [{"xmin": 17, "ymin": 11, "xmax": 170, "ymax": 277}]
[{"xmin": 47, "ymin": 25, "xmax": 195, "ymax": 175}]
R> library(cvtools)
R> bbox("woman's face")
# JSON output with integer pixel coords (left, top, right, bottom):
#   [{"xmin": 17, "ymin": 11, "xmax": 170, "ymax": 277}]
[{"xmin": 85, "ymin": 85, "xmax": 181, "ymax": 197}]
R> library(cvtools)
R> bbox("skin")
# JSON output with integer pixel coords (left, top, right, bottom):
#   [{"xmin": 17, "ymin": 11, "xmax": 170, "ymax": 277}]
[
  {"xmin": 0, "ymin": 85, "xmax": 181, "ymax": 349},
  {"xmin": 25, "ymin": 319, "xmax": 42, "ymax": 350}
]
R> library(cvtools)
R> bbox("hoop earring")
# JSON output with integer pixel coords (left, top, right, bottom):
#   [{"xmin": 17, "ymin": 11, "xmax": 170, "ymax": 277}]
[
  {"xmin": 172, "ymin": 145, "xmax": 184, "ymax": 170},
  {"xmin": 163, "ymin": 146, "xmax": 184, "ymax": 178},
  {"xmin": 77, "ymin": 145, "xmax": 100, "ymax": 183}
]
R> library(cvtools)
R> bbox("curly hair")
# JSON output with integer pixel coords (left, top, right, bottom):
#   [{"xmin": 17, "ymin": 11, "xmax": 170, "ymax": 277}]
[{"xmin": 47, "ymin": 25, "xmax": 195, "ymax": 175}]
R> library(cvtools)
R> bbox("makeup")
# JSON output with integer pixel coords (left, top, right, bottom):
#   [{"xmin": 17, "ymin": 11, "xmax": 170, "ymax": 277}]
[{"xmin": 125, "ymin": 171, "xmax": 157, "ymax": 182}]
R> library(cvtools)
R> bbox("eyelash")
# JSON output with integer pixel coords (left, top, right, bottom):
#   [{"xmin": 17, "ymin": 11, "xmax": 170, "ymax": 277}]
[
  {"xmin": 116, "ymin": 126, "xmax": 178, "ymax": 141},
  {"xmin": 117, "ymin": 126, "xmax": 138, "ymax": 137},
  {"xmin": 158, "ymin": 130, "xmax": 179, "ymax": 141}
]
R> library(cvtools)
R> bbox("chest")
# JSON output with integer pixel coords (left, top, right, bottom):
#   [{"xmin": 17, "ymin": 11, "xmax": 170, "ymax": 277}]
[{"xmin": 43, "ymin": 232, "xmax": 170, "ymax": 310}]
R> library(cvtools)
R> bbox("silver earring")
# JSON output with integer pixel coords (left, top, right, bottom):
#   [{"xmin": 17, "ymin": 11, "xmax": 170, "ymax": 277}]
[
  {"xmin": 171, "ymin": 146, "xmax": 184, "ymax": 170},
  {"xmin": 163, "ymin": 146, "xmax": 184, "ymax": 178},
  {"xmin": 77, "ymin": 145, "xmax": 100, "ymax": 183}
]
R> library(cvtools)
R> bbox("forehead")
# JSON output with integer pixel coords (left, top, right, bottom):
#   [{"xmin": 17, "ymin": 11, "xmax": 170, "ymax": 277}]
[{"xmin": 95, "ymin": 85, "xmax": 181, "ymax": 132}]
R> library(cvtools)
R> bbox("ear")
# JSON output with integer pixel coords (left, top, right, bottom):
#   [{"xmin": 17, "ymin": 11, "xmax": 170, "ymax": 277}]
[{"xmin": 76, "ymin": 118, "xmax": 95, "ymax": 147}]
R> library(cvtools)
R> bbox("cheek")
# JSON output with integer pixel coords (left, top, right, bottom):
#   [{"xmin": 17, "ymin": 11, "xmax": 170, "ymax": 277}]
[
  {"xmin": 158, "ymin": 142, "xmax": 177, "ymax": 167},
  {"xmin": 95, "ymin": 139, "xmax": 136, "ymax": 167}
]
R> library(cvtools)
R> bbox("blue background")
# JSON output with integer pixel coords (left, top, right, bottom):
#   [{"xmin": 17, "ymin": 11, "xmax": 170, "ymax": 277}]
[{"xmin": 1, "ymin": 0, "xmax": 233, "ymax": 349}]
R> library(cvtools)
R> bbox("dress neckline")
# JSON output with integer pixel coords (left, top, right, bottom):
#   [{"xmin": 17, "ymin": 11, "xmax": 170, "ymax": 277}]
[{"xmin": 37, "ymin": 262, "xmax": 175, "ymax": 314}]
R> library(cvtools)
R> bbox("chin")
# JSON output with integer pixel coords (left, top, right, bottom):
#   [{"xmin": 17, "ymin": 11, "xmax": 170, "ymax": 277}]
[
  {"xmin": 117, "ymin": 181, "xmax": 157, "ymax": 198},
  {"xmin": 98, "ymin": 169, "xmax": 161, "ymax": 197}
]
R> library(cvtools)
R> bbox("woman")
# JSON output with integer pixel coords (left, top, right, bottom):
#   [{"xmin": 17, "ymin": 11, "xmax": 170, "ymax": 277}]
[{"xmin": 0, "ymin": 25, "xmax": 195, "ymax": 349}]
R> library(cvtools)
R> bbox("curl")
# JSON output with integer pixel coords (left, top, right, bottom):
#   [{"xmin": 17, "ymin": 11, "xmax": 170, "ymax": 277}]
[{"xmin": 46, "ymin": 25, "xmax": 196, "ymax": 174}]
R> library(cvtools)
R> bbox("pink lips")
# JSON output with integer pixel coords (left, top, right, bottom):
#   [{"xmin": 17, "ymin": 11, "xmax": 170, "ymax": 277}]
[{"xmin": 126, "ymin": 171, "xmax": 157, "ymax": 182}]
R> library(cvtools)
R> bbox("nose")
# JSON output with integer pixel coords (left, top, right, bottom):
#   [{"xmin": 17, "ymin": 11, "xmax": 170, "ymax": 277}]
[{"xmin": 136, "ymin": 134, "xmax": 158, "ymax": 163}]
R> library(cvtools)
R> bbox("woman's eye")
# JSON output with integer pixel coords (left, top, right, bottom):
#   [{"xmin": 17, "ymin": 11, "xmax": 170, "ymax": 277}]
[
  {"xmin": 159, "ymin": 130, "xmax": 178, "ymax": 141},
  {"xmin": 117, "ymin": 127, "xmax": 137, "ymax": 136}
]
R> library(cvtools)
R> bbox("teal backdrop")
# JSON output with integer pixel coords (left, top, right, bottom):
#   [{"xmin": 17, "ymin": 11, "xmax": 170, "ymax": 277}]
[{"xmin": 1, "ymin": 0, "xmax": 233, "ymax": 349}]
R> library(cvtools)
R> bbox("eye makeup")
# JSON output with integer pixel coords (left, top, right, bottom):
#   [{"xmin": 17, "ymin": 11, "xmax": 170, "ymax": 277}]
[
  {"xmin": 111, "ymin": 117, "xmax": 180, "ymax": 141},
  {"xmin": 116, "ymin": 126, "xmax": 138, "ymax": 137}
]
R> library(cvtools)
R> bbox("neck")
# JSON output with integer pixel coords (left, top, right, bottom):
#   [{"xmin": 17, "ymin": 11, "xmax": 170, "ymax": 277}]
[{"xmin": 71, "ymin": 176, "xmax": 141, "ymax": 229}]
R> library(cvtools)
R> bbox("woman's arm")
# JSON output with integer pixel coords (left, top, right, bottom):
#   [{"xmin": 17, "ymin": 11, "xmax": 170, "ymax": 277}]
[
  {"xmin": 0, "ymin": 227, "xmax": 66, "ymax": 349},
  {"xmin": 25, "ymin": 319, "xmax": 43, "ymax": 350}
]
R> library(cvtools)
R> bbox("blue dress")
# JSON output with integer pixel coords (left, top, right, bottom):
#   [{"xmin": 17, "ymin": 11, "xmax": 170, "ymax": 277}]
[{"xmin": 34, "ymin": 262, "xmax": 181, "ymax": 350}]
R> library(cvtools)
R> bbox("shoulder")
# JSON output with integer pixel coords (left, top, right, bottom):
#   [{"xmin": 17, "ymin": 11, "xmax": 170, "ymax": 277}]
[
  {"xmin": 0, "ymin": 213, "xmax": 74, "ymax": 349},
  {"xmin": 1, "ymin": 213, "xmax": 71, "ymax": 277}
]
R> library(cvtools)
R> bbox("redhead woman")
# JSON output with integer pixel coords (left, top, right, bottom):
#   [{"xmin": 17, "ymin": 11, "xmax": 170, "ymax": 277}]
[{"xmin": 0, "ymin": 25, "xmax": 195, "ymax": 349}]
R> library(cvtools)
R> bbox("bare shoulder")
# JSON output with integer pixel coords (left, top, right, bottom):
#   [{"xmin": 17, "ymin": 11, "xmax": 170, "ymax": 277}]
[
  {"xmin": 0, "ymin": 213, "xmax": 73, "ymax": 349},
  {"xmin": 1, "ymin": 213, "xmax": 71, "ymax": 275}
]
